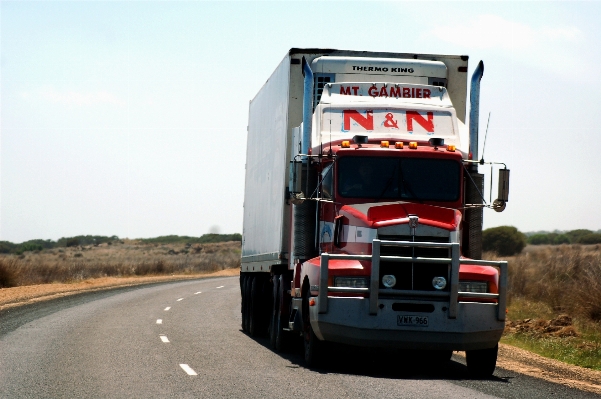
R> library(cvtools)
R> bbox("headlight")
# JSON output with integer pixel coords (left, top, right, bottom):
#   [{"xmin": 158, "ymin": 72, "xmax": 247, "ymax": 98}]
[
  {"xmin": 334, "ymin": 277, "xmax": 369, "ymax": 288},
  {"xmin": 432, "ymin": 276, "xmax": 447, "ymax": 290},
  {"xmin": 459, "ymin": 281, "xmax": 488, "ymax": 293},
  {"xmin": 382, "ymin": 274, "xmax": 396, "ymax": 288}
]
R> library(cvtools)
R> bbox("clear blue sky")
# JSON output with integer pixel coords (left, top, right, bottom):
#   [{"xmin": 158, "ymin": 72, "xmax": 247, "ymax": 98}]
[{"xmin": 2, "ymin": 1, "xmax": 600, "ymax": 243}]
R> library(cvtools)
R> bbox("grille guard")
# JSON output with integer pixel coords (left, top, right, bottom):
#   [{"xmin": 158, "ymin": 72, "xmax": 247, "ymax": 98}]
[{"xmin": 318, "ymin": 239, "xmax": 507, "ymax": 321}]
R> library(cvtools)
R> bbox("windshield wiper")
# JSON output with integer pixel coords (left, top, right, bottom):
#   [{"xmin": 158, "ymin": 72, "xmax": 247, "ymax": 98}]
[
  {"xmin": 398, "ymin": 161, "xmax": 422, "ymax": 203},
  {"xmin": 375, "ymin": 165, "xmax": 397, "ymax": 202}
]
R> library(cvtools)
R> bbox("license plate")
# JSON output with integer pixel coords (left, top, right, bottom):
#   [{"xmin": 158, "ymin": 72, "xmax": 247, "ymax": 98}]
[{"xmin": 397, "ymin": 315, "xmax": 429, "ymax": 327}]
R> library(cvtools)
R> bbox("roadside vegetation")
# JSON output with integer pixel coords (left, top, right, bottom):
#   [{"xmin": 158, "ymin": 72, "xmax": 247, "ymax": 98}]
[
  {"xmin": 482, "ymin": 241, "xmax": 601, "ymax": 370},
  {"xmin": 0, "ymin": 234, "xmax": 241, "ymax": 288}
]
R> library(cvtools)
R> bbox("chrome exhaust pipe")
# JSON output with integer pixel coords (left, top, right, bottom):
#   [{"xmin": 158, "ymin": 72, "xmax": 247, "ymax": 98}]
[
  {"xmin": 301, "ymin": 57, "xmax": 314, "ymax": 163},
  {"xmin": 469, "ymin": 61, "xmax": 484, "ymax": 166}
]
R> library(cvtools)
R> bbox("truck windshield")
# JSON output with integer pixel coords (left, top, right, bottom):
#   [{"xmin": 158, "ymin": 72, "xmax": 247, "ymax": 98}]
[{"xmin": 337, "ymin": 156, "xmax": 460, "ymax": 202}]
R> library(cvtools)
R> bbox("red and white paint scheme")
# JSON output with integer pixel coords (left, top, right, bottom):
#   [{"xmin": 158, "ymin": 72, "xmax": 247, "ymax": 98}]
[{"xmin": 241, "ymin": 49, "xmax": 509, "ymax": 376}]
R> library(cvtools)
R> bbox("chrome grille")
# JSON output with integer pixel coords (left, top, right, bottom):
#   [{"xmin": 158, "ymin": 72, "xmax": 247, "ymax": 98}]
[{"xmin": 378, "ymin": 235, "xmax": 450, "ymax": 292}]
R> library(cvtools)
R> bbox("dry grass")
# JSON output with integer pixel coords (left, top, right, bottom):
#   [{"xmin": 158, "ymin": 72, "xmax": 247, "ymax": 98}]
[
  {"xmin": 487, "ymin": 244, "xmax": 601, "ymax": 370},
  {"xmin": 485, "ymin": 244, "xmax": 601, "ymax": 321},
  {"xmin": 0, "ymin": 240, "xmax": 240, "ymax": 288}
]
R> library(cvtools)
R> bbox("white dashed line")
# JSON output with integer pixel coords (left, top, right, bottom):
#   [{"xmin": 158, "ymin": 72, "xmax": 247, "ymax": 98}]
[
  {"xmin": 194, "ymin": 291, "xmax": 202, "ymax": 295},
  {"xmin": 164, "ymin": 307, "xmax": 171, "ymax": 311},
  {"xmin": 180, "ymin": 364, "xmax": 197, "ymax": 376},
  {"xmin": 156, "ymin": 319, "xmax": 162, "ymax": 324},
  {"xmin": 216, "ymin": 286, "xmax": 224, "ymax": 289},
  {"xmin": 177, "ymin": 298, "xmax": 184, "ymax": 302},
  {"xmin": 160, "ymin": 335, "xmax": 170, "ymax": 343}
]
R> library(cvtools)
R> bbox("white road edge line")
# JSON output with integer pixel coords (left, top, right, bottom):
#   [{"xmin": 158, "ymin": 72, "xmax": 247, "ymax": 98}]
[
  {"xmin": 160, "ymin": 335, "xmax": 170, "ymax": 343},
  {"xmin": 216, "ymin": 286, "xmax": 224, "ymax": 289},
  {"xmin": 156, "ymin": 319, "xmax": 163, "ymax": 324},
  {"xmin": 164, "ymin": 307, "xmax": 171, "ymax": 311},
  {"xmin": 194, "ymin": 291, "xmax": 202, "ymax": 295},
  {"xmin": 177, "ymin": 298, "xmax": 184, "ymax": 301},
  {"xmin": 180, "ymin": 364, "xmax": 198, "ymax": 376}
]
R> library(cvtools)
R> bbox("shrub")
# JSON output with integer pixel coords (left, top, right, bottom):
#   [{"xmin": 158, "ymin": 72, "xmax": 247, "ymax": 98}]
[
  {"xmin": 482, "ymin": 226, "xmax": 527, "ymax": 256},
  {"xmin": 578, "ymin": 233, "xmax": 601, "ymax": 245},
  {"xmin": 553, "ymin": 234, "xmax": 571, "ymax": 245},
  {"xmin": 566, "ymin": 229, "xmax": 594, "ymax": 243},
  {"xmin": 66, "ymin": 238, "xmax": 79, "ymax": 247},
  {"xmin": 528, "ymin": 234, "xmax": 551, "ymax": 245}
]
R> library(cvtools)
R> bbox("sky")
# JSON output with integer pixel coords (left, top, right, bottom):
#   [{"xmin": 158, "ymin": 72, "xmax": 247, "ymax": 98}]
[{"xmin": 1, "ymin": 1, "xmax": 600, "ymax": 243}]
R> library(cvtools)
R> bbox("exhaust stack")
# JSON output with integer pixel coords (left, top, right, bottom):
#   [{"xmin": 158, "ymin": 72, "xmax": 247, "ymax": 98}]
[
  {"xmin": 469, "ymin": 61, "xmax": 484, "ymax": 166},
  {"xmin": 301, "ymin": 57, "xmax": 314, "ymax": 162}
]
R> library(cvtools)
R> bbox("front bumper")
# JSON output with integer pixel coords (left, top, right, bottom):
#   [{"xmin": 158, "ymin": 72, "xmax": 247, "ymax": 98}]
[{"xmin": 310, "ymin": 296, "xmax": 504, "ymax": 351}]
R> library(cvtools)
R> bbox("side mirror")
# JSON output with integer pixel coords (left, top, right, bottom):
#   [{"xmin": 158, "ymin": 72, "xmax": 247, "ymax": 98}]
[
  {"xmin": 288, "ymin": 160, "xmax": 303, "ymax": 193},
  {"xmin": 493, "ymin": 168, "xmax": 510, "ymax": 212}
]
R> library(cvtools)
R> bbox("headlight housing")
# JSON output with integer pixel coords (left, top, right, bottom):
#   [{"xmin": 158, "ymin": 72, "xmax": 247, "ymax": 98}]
[
  {"xmin": 432, "ymin": 276, "xmax": 447, "ymax": 290},
  {"xmin": 334, "ymin": 277, "xmax": 369, "ymax": 288},
  {"xmin": 382, "ymin": 274, "xmax": 397, "ymax": 288},
  {"xmin": 459, "ymin": 281, "xmax": 488, "ymax": 293}
]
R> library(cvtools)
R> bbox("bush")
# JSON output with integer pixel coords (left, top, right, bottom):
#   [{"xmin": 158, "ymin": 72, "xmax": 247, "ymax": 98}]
[
  {"xmin": 482, "ymin": 226, "xmax": 527, "ymax": 256},
  {"xmin": 578, "ymin": 233, "xmax": 601, "ymax": 245},
  {"xmin": 553, "ymin": 234, "xmax": 571, "ymax": 245},
  {"xmin": 566, "ymin": 229, "xmax": 594, "ymax": 243},
  {"xmin": 66, "ymin": 238, "xmax": 79, "ymax": 247},
  {"xmin": 528, "ymin": 234, "xmax": 551, "ymax": 245}
]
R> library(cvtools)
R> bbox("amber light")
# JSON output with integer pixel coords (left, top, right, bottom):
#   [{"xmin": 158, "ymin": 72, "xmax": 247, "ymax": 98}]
[
  {"xmin": 341, "ymin": 140, "xmax": 350, "ymax": 148},
  {"xmin": 395, "ymin": 142, "xmax": 403, "ymax": 149},
  {"xmin": 409, "ymin": 142, "xmax": 418, "ymax": 149},
  {"xmin": 380, "ymin": 140, "xmax": 389, "ymax": 148},
  {"xmin": 447, "ymin": 145, "xmax": 456, "ymax": 152}
]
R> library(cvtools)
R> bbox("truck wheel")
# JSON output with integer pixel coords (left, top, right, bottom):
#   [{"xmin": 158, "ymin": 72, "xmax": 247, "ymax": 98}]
[
  {"xmin": 249, "ymin": 276, "xmax": 262, "ymax": 336},
  {"xmin": 430, "ymin": 350, "xmax": 453, "ymax": 363},
  {"xmin": 243, "ymin": 274, "xmax": 254, "ymax": 333},
  {"xmin": 269, "ymin": 275, "xmax": 280, "ymax": 348},
  {"xmin": 466, "ymin": 344, "xmax": 498, "ymax": 378},
  {"xmin": 270, "ymin": 275, "xmax": 290, "ymax": 351},
  {"xmin": 302, "ymin": 294, "xmax": 322, "ymax": 367},
  {"xmin": 240, "ymin": 274, "xmax": 247, "ymax": 332}
]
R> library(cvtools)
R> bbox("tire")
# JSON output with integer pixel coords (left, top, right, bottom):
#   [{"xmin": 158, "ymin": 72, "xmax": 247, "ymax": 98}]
[
  {"xmin": 430, "ymin": 350, "xmax": 453, "ymax": 363},
  {"xmin": 466, "ymin": 344, "xmax": 498, "ymax": 378},
  {"xmin": 243, "ymin": 274, "xmax": 254, "ymax": 333},
  {"xmin": 269, "ymin": 275, "xmax": 280, "ymax": 348},
  {"xmin": 240, "ymin": 274, "xmax": 247, "ymax": 332},
  {"xmin": 249, "ymin": 276, "xmax": 261, "ymax": 337},
  {"xmin": 302, "ymin": 292, "xmax": 322, "ymax": 367},
  {"xmin": 270, "ymin": 275, "xmax": 290, "ymax": 352}
]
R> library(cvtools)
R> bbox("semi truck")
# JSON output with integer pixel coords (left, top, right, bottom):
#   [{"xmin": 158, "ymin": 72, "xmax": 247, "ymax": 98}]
[{"xmin": 240, "ymin": 48, "xmax": 510, "ymax": 377}]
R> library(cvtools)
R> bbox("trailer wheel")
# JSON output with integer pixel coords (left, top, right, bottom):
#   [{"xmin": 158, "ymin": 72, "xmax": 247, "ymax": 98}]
[
  {"xmin": 466, "ymin": 344, "xmax": 498, "ymax": 378},
  {"xmin": 430, "ymin": 350, "xmax": 453, "ymax": 363},
  {"xmin": 269, "ymin": 275, "xmax": 279, "ymax": 348},
  {"xmin": 240, "ymin": 274, "xmax": 247, "ymax": 332},
  {"xmin": 243, "ymin": 274, "xmax": 254, "ymax": 333},
  {"xmin": 249, "ymin": 276, "xmax": 262, "ymax": 336}
]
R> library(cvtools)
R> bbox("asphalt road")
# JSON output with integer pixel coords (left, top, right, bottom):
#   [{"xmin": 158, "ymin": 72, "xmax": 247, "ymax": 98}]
[{"xmin": 0, "ymin": 276, "xmax": 598, "ymax": 398}]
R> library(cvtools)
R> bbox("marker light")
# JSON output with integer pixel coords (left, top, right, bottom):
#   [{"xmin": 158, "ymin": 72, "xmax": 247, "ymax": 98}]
[
  {"xmin": 341, "ymin": 140, "xmax": 350, "ymax": 148},
  {"xmin": 380, "ymin": 140, "xmax": 389, "ymax": 148},
  {"xmin": 409, "ymin": 142, "xmax": 418, "ymax": 149},
  {"xmin": 447, "ymin": 145, "xmax": 456, "ymax": 152},
  {"xmin": 395, "ymin": 142, "xmax": 403, "ymax": 149},
  {"xmin": 432, "ymin": 276, "xmax": 447, "ymax": 290}
]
